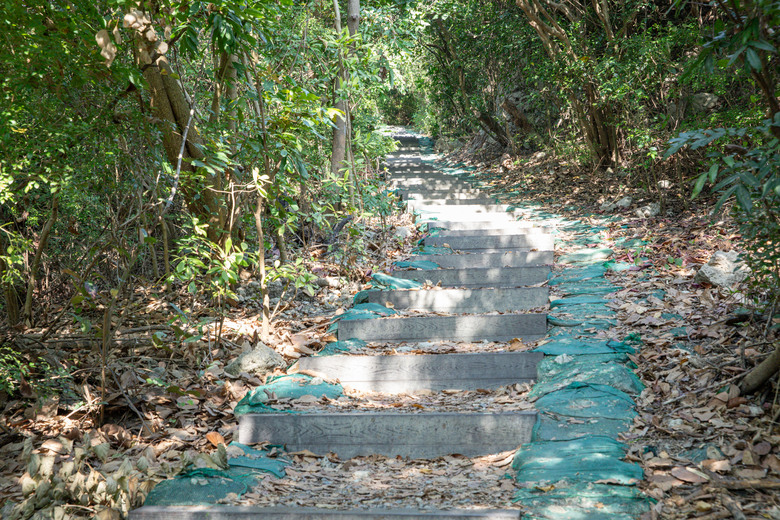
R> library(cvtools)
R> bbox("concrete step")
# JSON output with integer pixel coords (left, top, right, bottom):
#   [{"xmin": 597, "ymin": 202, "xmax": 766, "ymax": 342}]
[
  {"xmin": 391, "ymin": 265, "xmax": 549, "ymax": 287},
  {"xmin": 394, "ymin": 181, "xmax": 475, "ymax": 191},
  {"xmin": 295, "ymin": 351, "xmax": 544, "ymax": 393},
  {"xmin": 336, "ymin": 313, "xmax": 547, "ymax": 343},
  {"xmin": 366, "ymin": 286, "xmax": 549, "ymax": 313},
  {"xmin": 401, "ymin": 190, "xmax": 484, "ymax": 201},
  {"xmin": 408, "ymin": 203, "xmax": 511, "ymax": 214},
  {"xmin": 426, "ymin": 220, "xmax": 547, "ymax": 231},
  {"xmin": 238, "ymin": 411, "xmax": 537, "ymax": 458},
  {"xmin": 424, "ymin": 234, "xmax": 555, "ymax": 251},
  {"xmin": 408, "ymin": 198, "xmax": 497, "ymax": 206},
  {"xmin": 431, "ymin": 227, "xmax": 553, "ymax": 237},
  {"xmin": 407, "ymin": 251, "xmax": 554, "ymax": 268},
  {"xmin": 130, "ymin": 506, "xmax": 523, "ymax": 520}
]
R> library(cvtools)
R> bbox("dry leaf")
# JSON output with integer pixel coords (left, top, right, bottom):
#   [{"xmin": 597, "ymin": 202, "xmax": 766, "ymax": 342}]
[
  {"xmin": 670, "ymin": 466, "xmax": 709, "ymax": 483},
  {"xmin": 206, "ymin": 431, "xmax": 226, "ymax": 448}
]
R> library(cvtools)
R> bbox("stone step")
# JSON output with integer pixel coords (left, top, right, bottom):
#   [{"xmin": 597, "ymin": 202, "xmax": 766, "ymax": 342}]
[
  {"xmin": 400, "ymin": 190, "xmax": 484, "ymax": 201},
  {"xmin": 408, "ymin": 198, "xmax": 496, "ymax": 206},
  {"xmin": 238, "ymin": 411, "xmax": 536, "ymax": 458},
  {"xmin": 391, "ymin": 265, "xmax": 549, "ymax": 287},
  {"xmin": 426, "ymin": 220, "xmax": 547, "ymax": 231},
  {"xmin": 336, "ymin": 313, "xmax": 547, "ymax": 343},
  {"xmin": 432, "ymin": 227, "xmax": 553, "ymax": 237},
  {"xmin": 295, "ymin": 351, "xmax": 544, "ymax": 393},
  {"xmin": 394, "ymin": 181, "xmax": 475, "ymax": 191},
  {"xmin": 130, "ymin": 506, "xmax": 523, "ymax": 520},
  {"xmin": 366, "ymin": 286, "xmax": 549, "ymax": 313},
  {"xmin": 424, "ymin": 234, "xmax": 554, "ymax": 251},
  {"xmin": 408, "ymin": 203, "xmax": 511, "ymax": 214},
  {"xmin": 407, "ymin": 251, "xmax": 554, "ymax": 268}
]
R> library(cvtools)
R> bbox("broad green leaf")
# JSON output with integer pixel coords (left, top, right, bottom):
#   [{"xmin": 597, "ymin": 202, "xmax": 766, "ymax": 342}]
[{"xmin": 745, "ymin": 47, "xmax": 762, "ymax": 70}]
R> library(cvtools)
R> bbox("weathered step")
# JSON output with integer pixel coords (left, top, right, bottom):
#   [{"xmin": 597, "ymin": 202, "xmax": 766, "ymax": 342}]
[
  {"xmin": 366, "ymin": 286, "xmax": 549, "ymax": 313},
  {"xmin": 427, "ymin": 220, "xmax": 547, "ymax": 231},
  {"xmin": 407, "ymin": 251, "xmax": 554, "ymax": 268},
  {"xmin": 238, "ymin": 411, "xmax": 537, "ymax": 458},
  {"xmin": 391, "ymin": 265, "xmax": 549, "ymax": 287},
  {"xmin": 296, "ymin": 351, "xmax": 544, "ymax": 393},
  {"xmin": 408, "ymin": 198, "xmax": 497, "ymax": 206},
  {"xmin": 401, "ymin": 190, "xmax": 483, "ymax": 201},
  {"xmin": 337, "ymin": 313, "xmax": 547, "ymax": 343},
  {"xmin": 408, "ymin": 203, "xmax": 511, "ymax": 214},
  {"xmin": 424, "ymin": 234, "xmax": 554, "ymax": 251},
  {"xmin": 432, "ymin": 227, "xmax": 553, "ymax": 237},
  {"xmin": 392, "ymin": 180, "xmax": 475, "ymax": 190},
  {"xmin": 130, "ymin": 506, "xmax": 523, "ymax": 520}
]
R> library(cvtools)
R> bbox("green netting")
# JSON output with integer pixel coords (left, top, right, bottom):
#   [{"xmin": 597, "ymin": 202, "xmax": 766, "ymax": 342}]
[
  {"xmin": 535, "ymin": 382, "xmax": 637, "ymax": 420},
  {"xmin": 558, "ymin": 248, "xmax": 614, "ymax": 265},
  {"xmin": 533, "ymin": 413, "xmax": 633, "ymax": 442},
  {"xmin": 547, "ymin": 316, "xmax": 585, "ymax": 327},
  {"xmin": 530, "ymin": 359, "xmax": 644, "ymax": 399},
  {"xmin": 315, "ymin": 338, "xmax": 366, "ymax": 356},
  {"xmin": 233, "ymin": 374, "xmax": 343, "ymax": 415},
  {"xmin": 556, "ymin": 283, "xmax": 619, "ymax": 296},
  {"xmin": 326, "ymin": 302, "xmax": 397, "ymax": 332},
  {"xmin": 550, "ymin": 296, "xmax": 611, "ymax": 308},
  {"xmin": 143, "ymin": 443, "xmax": 289, "ymax": 506},
  {"xmin": 353, "ymin": 289, "xmax": 377, "ymax": 304},
  {"xmin": 548, "ymin": 265, "xmax": 608, "ymax": 284},
  {"xmin": 547, "ymin": 318, "xmax": 616, "ymax": 335},
  {"xmin": 533, "ymin": 335, "xmax": 635, "ymax": 356},
  {"xmin": 513, "ymin": 436, "xmax": 642, "ymax": 485},
  {"xmin": 414, "ymin": 245, "xmax": 454, "ymax": 255},
  {"xmin": 371, "ymin": 273, "xmax": 424, "ymax": 289},
  {"xmin": 515, "ymin": 482, "xmax": 650, "ymax": 520},
  {"xmin": 394, "ymin": 260, "xmax": 441, "ymax": 270}
]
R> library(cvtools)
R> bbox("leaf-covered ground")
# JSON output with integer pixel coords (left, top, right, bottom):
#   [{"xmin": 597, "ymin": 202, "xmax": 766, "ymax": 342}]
[{"xmin": 1, "ymin": 145, "xmax": 778, "ymax": 519}]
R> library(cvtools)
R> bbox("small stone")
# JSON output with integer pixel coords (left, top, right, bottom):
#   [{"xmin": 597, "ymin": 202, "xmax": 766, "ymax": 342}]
[
  {"xmin": 616, "ymin": 196, "xmax": 633, "ymax": 208},
  {"xmin": 658, "ymin": 180, "xmax": 672, "ymax": 189},
  {"xmin": 695, "ymin": 251, "xmax": 750, "ymax": 287},
  {"xmin": 224, "ymin": 342, "xmax": 285, "ymax": 377},
  {"xmin": 635, "ymin": 202, "xmax": 660, "ymax": 218},
  {"xmin": 394, "ymin": 226, "xmax": 413, "ymax": 239}
]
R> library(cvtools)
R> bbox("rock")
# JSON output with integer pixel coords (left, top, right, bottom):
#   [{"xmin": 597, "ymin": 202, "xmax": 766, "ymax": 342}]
[
  {"xmin": 692, "ymin": 93, "xmax": 719, "ymax": 113},
  {"xmin": 695, "ymin": 251, "xmax": 750, "ymax": 287},
  {"xmin": 635, "ymin": 202, "xmax": 660, "ymax": 218},
  {"xmin": 394, "ymin": 226, "xmax": 413, "ymax": 239},
  {"xmin": 600, "ymin": 196, "xmax": 632, "ymax": 212},
  {"xmin": 225, "ymin": 342, "xmax": 285, "ymax": 376},
  {"xmin": 434, "ymin": 138, "xmax": 463, "ymax": 153},
  {"xmin": 658, "ymin": 180, "xmax": 672, "ymax": 189}
]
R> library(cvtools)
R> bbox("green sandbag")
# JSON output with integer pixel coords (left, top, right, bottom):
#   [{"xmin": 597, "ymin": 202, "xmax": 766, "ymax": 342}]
[
  {"xmin": 535, "ymin": 382, "xmax": 637, "ymax": 420},
  {"xmin": 415, "ymin": 246, "xmax": 455, "ymax": 255},
  {"xmin": 315, "ymin": 338, "xmax": 367, "ymax": 356},
  {"xmin": 558, "ymin": 248, "xmax": 614, "ymax": 265},
  {"xmin": 532, "ymin": 413, "xmax": 633, "ymax": 442},
  {"xmin": 372, "ymin": 273, "xmax": 423, "ymax": 289},
  {"xmin": 548, "ymin": 265, "xmax": 608, "ymax": 284},
  {"xmin": 394, "ymin": 260, "xmax": 441, "ymax": 270},
  {"xmin": 550, "ymin": 296, "xmax": 612, "ymax": 308},
  {"xmin": 233, "ymin": 374, "xmax": 342, "ymax": 415},
  {"xmin": 353, "ymin": 303, "xmax": 397, "ymax": 315},
  {"xmin": 515, "ymin": 482, "xmax": 650, "ymax": 519},
  {"xmin": 143, "ymin": 443, "xmax": 289, "ymax": 506},
  {"xmin": 533, "ymin": 335, "xmax": 635, "ymax": 356},
  {"xmin": 530, "ymin": 360, "xmax": 644, "ymax": 399},
  {"xmin": 513, "ymin": 436, "xmax": 643, "ymax": 485}
]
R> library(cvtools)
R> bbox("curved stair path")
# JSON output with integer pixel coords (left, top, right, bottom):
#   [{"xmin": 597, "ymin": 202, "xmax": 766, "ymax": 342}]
[{"xmin": 130, "ymin": 131, "xmax": 650, "ymax": 519}]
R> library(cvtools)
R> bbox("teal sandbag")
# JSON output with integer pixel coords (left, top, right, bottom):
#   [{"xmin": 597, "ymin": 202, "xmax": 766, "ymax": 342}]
[
  {"xmin": 534, "ymin": 382, "xmax": 637, "ymax": 420},
  {"xmin": 353, "ymin": 289, "xmax": 378, "ymax": 304},
  {"xmin": 414, "ymin": 246, "xmax": 454, "ymax": 255},
  {"xmin": 550, "ymin": 296, "xmax": 612, "ymax": 308},
  {"xmin": 143, "ymin": 443, "xmax": 289, "ymax": 506},
  {"xmin": 315, "ymin": 338, "xmax": 367, "ymax": 356},
  {"xmin": 547, "ymin": 316, "xmax": 584, "ymax": 327},
  {"xmin": 548, "ymin": 265, "xmax": 608, "ymax": 284},
  {"xmin": 371, "ymin": 273, "xmax": 423, "ymax": 289},
  {"xmin": 326, "ymin": 308, "xmax": 383, "ymax": 332},
  {"xmin": 394, "ymin": 260, "xmax": 441, "ymax": 270},
  {"xmin": 353, "ymin": 303, "xmax": 397, "ymax": 315},
  {"xmin": 233, "ymin": 374, "xmax": 342, "ymax": 415},
  {"xmin": 532, "ymin": 413, "xmax": 633, "ymax": 442},
  {"xmin": 529, "ymin": 359, "xmax": 644, "ymax": 399},
  {"xmin": 558, "ymin": 248, "xmax": 614, "ymax": 265},
  {"xmin": 556, "ymin": 283, "xmax": 620, "ymax": 296},
  {"xmin": 513, "ymin": 436, "xmax": 643, "ymax": 485},
  {"xmin": 533, "ymin": 335, "xmax": 635, "ymax": 356},
  {"xmin": 514, "ymin": 482, "xmax": 650, "ymax": 519}
]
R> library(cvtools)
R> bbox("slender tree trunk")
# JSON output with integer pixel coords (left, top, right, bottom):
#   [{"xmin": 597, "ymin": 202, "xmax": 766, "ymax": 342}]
[
  {"xmin": 330, "ymin": 0, "xmax": 348, "ymax": 185},
  {"xmin": 22, "ymin": 194, "xmax": 58, "ymax": 327}
]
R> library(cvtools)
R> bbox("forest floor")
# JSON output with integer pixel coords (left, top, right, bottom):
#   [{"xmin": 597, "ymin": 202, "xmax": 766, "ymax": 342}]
[{"xmin": 0, "ymin": 142, "xmax": 778, "ymax": 519}]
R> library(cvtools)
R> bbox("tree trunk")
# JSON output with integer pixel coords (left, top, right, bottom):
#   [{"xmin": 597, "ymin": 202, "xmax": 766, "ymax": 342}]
[
  {"xmin": 22, "ymin": 194, "xmax": 58, "ymax": 327},
  {"xmin": 740, "ymin": 343, "xmax": 780, "ymax": 395},
  {"xmin": 330, "ymin": 1, "xmax": 349, "ymax": 192}
]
